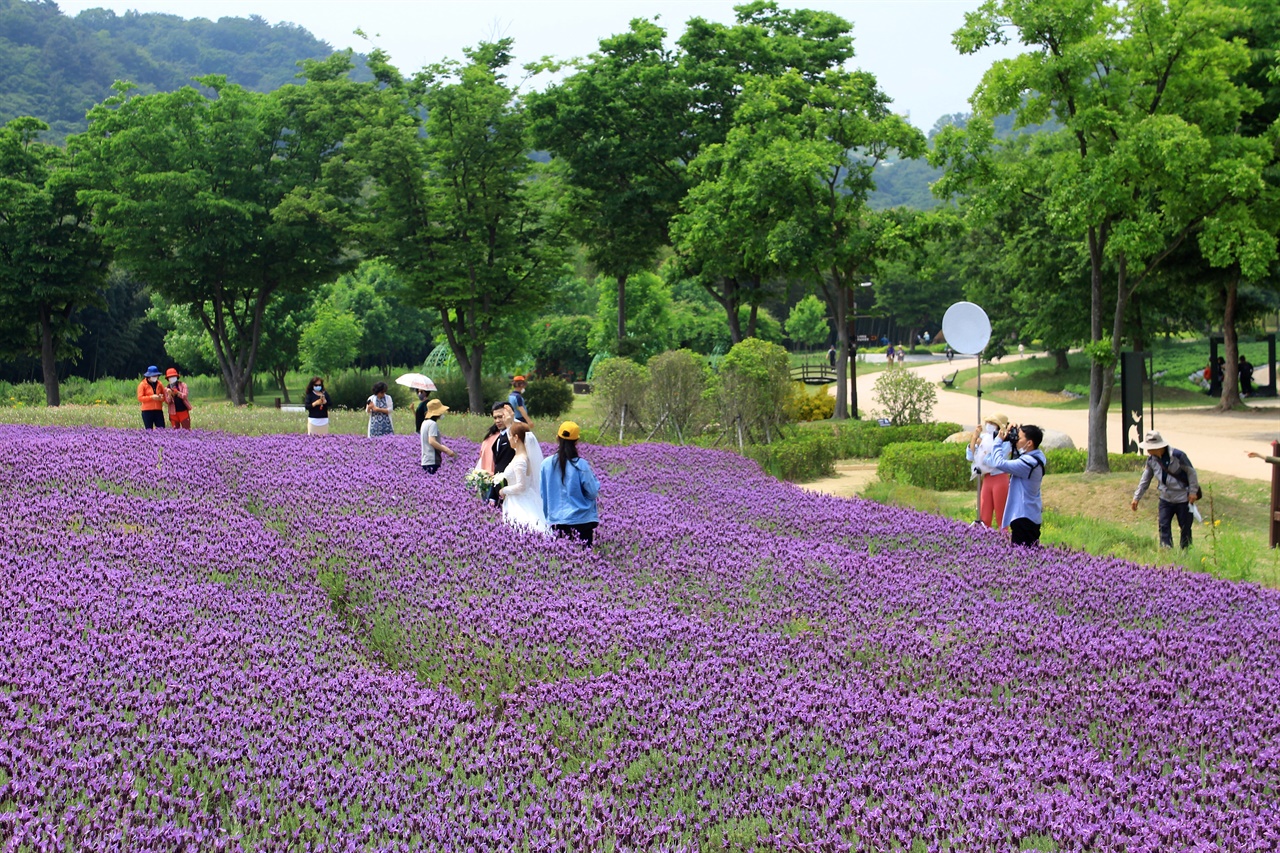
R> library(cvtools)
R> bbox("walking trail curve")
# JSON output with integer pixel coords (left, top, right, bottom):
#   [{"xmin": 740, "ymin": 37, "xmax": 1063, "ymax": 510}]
[{"xmin": 830, "ymin": 354, "xmax": 1280, "ymax": 483}]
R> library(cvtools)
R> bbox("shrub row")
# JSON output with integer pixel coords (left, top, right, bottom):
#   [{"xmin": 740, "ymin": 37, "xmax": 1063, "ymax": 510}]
[
  {"xmin": 824, "ymin": 420, "xmax": 963, "ymax": 459},
  {"xmin": 429, "ymin": 376, "xmax": 575, "ymax": 419},
  {"xmin": 746, "ymin": 431, "xmax": 837, "ymax": 482},
  {"xmin": 876, "ymin": 443, "xmax": 1151, "ymax": 492}
]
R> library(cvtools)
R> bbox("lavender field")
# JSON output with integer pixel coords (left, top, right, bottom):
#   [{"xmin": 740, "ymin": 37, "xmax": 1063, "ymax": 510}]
[{"xmin": 2, "ymin": 424, "xmax": 1278, "ymax": 852}]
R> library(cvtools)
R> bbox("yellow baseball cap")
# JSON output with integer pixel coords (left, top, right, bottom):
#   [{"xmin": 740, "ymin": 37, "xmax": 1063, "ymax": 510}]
[{"xmin": 557, "ymin": 421, "xmax": 581, "ymax": 440}]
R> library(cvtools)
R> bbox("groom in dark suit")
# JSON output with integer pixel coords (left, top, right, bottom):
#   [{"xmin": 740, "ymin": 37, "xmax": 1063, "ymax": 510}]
[{"xmin": 487, "ymin": 401, "xmax": 516, "ymax": 505}]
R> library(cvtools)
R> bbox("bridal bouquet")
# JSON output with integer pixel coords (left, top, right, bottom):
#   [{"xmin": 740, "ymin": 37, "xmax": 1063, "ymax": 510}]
[{"xmin": 464, "ymin": 469, "xmax": 494, "ymax": 499}]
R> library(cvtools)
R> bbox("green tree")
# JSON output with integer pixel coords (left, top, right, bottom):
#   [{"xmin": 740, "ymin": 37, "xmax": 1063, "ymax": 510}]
[
  {"xmin": 76, "ymin": 54, "xmax": 365, "ymax": 404},
  {"xmin": 700, "ymin": 70, "xmax": 924, "ymax": 419},
  {"xmin": 589, "ymin": 271, "xmax": 673, "ymax": 362},
  {"xmin": 718, "ymin": 337, "xmax": 792, "ymax": 445},
  {"xmin": 785, "ymin": 294, "xmax": 830, "ymax": 350},
  {"xmin": 0, "ymin": 115, "xmax": 110, "ymax": 405},
  {"xmin": 354, "ymin": 41, "xmax": 567, "ymax": 413},
  {"xmin": 298, "ymin": 304, "xmax": 362, "ymax": 378},
  {"xmin": 939, "ymin": 0, "xmax": 1271, "ymax": 470},
  {"xmin": 323, "ymin": 260, "xmax": 434, "ymax": 373},
  {"xmin": 526, "ymin": 18, "xmax": 691, "ymax": 352}
]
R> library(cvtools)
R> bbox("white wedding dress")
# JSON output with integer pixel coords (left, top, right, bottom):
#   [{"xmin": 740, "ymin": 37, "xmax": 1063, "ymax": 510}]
[{"xmin": 501, "ymin": 451, "xmax": 550, "ymax": 533}]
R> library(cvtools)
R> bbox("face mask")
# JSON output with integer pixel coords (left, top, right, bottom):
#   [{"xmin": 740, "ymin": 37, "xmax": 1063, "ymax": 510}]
[
  {"xmin": 313, "ymin": 386, "xmax": 323, "ymax": 392},
  {"xmin": 167, "ymin": 378, "xmax": 177, "ymax": 386},
  {"xmin": 985, "ymin": 424, "xmax": 997, "ymax": 436}
]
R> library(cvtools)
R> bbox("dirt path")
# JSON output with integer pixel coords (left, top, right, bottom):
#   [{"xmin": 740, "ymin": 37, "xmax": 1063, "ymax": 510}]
[{"xmin": 829, "ymin": 354, "xmax": 1280, "ymax": 483}]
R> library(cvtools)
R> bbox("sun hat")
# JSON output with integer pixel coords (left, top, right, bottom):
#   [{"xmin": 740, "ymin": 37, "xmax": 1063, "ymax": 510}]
[
  {"xmin": 425, "ymin": 399, "xmax": 449, "ymax": 417},
  {"xmin": 557, "ymin": 421, "xmax": 581, "ymax": 441},
  {"xmin": 512, "ymin": 375, "xmax": 526, "ymax": 384},
  {"xmin": 1138, "ymin": 430, "xmax": 1169, "ymax": 450},
  {"xmin": 165, "ymin": 368, "xmax": 180, "ymax": 378},
  {"xmin": 144, "ymin": 365, "xmax": 161, "ymax": 377},
  {"xmin": 983, "ymin": 413, "xmax": 1009, "ymax": 428}
]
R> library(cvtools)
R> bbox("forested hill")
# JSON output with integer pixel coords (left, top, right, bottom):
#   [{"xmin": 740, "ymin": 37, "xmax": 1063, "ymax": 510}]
[{"xmin": 0, "ymin": 0, "xmax": 366, "ymax": 139}]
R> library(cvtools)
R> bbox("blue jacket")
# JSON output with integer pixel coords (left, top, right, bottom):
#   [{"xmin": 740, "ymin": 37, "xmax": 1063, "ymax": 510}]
[
  {"xmin": 991, "ymin": 446, "xmax": 1047, "ymax": 524},
  {"xmin": 541, "ymin": 454, "xmax": 600, "ymax": 525}
]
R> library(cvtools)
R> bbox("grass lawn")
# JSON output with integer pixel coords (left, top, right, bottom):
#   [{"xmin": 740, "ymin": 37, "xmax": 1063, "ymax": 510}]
[
  {"xmin": 862, "ymin": 468, "xmax": 1280, "ymax": 588},
  {"xmin": 947, "ymin": 337, "xmax": 1278, "ymax": 409}
]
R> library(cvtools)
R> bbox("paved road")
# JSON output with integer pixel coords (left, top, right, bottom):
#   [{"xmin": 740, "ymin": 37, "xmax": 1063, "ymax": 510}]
[{"xmin": 832, "ymin": 355, "xmax": 1280, "ymax": 482}]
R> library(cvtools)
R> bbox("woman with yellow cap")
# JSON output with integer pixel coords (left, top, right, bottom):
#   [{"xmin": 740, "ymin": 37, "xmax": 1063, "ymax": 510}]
[{"xmin": 540, "ymin": 421, "xmax": 600, "ymax": 547}]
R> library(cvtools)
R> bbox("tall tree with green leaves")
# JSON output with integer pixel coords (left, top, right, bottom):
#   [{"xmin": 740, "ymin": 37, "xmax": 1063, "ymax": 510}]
[
  {"xmin": 354, "ymin": 41, "xmax": 567, "ymax": 413},
  {"xmin": 938, "ymin": 0, "xmax": 1272, "ymax": 470},
  {"xmin": 76, "ymin": 53, "xmax": 365, "ymax": 404},
  {"xmin": 0, "ymin": 116, "xmax": 110, "ymax": 405},
  {"xmin": 682, "ymin": 69, "xmax": 924, "ymax": 419},
  {"xmin": 526, "ymin": 18, "xmax": 691, "ymax": 357}
]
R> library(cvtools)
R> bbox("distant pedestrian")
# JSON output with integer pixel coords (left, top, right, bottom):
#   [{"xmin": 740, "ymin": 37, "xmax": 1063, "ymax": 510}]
[
  {"xmin": 304, "ymin": 377, "xmax": 330, "ymax": 436},
  {"xmin": 509, "ymin": 375, "xmax": 532, "ymax": 426},
  {"xmin": 366, "ymin": 382, "xmax": 394, "ymax": 437},
  {"xmin": 541, "ymin": 421, "xmax": 600, "ymax": 547},
  {"xmin": 945, "ymin": 345, "xmax": 954, "ymax": 363},
  {"xmin": 885, "ymin": 342, "xmax": 895, "ymax": 366},
  {"xmin": 923, "ymin": 330, "xmax": 930, "ymax": 345},
  {"xmin": 419, "ymin": 399, "xmax": 456, "ymax": 474},
  {"xmin": 897, "ymin": 344, "xmax": 906, "ymax": 367},
  {"xmin": 827, "ymin": 344, "xmax": 836, "ymax": 368},
  {"xmin": 1239, "ymin": 355, "xmax": 1254, "ymax": 396},
  {"xmin": 1131, "ymin": 430, "xmax": 1199, "ymax": 549},
  {"xmin": 163, "ymin": 368, "xmax": 192, "ymax": 429},
  {"xmin": 137, "ymin": 365, "xmax": 168, "ymax": 430},
  {"xmin": 413, "ymin": 388, "xmax": 432, "ymax": 433}
]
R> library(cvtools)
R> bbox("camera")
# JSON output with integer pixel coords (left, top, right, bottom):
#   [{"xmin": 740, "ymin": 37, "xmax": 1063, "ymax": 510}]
[{"xmin": 1006, "ymin": 425, "xmax": 1020, "ymax": 444}]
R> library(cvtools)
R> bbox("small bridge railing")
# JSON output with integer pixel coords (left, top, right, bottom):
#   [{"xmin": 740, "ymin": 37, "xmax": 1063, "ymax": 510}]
[{"xmin": 790, "ymin": 364, "xmax": 838, "ymax": 385}]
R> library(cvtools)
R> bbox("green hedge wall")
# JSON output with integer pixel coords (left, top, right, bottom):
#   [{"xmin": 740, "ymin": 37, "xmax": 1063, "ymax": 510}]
[
  {"xmin": 877, "ymin": 441, "xmax": 973, "ymax": 491},
  {"xmin": 823, "ymin": 420, "xmax": 962, "ymax": 459},
  {"xmin": 746, "ymin": 431, "xmax": 837, "ymax": 481}
]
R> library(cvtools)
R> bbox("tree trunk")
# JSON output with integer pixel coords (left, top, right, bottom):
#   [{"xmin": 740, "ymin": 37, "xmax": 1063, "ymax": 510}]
[
  {"xmin": 272, "ymin": 368, "xmax": 291, "ymax": 403},
  {"xmin": 831, "ymin": 283, "xmax": 850, "ymax": 420},
  {"xmin": 1085, "ymin": 225, "xmax": 1110, "ymax": 473},
  {"xmin": 616, "ymin": 272, "xmax": 627, "ymax": 351},
  {"xmin": 746, "ymin": 302, "xmax": 759, "ymax": 339},
  {"xmin": 1218, "ymin": 273, "xmax": 1243, "ymax": 411},
  {"xmin": 438, "ymin": 307, "xmax": 486, "ymax": 413},
  {"xmin": 38, "ymin": 304, "xmax": 60, "ymax": 407},
  {"xmin": 1052, "ymin": 348, "xmax": 1070, "ymax": 372}
]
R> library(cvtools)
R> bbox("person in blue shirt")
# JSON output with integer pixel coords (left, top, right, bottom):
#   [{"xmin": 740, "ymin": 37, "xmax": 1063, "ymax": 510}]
[
  {"xmin": 990, "ymin": 423, "xmax": 1047, "ymax": 547},
  {"xmin": 540, "ymin": 421, "xmax": 600, "ymax": 547},
  {"xmin": 508, "ymin": 375, "xmax": 533, "ymax": 426}
]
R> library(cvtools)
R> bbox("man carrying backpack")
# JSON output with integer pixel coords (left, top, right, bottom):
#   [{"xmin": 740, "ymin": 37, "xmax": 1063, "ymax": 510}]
[{"xmin": 1130, "ymin": 430, "xmax": 1200, "ymax": 549}]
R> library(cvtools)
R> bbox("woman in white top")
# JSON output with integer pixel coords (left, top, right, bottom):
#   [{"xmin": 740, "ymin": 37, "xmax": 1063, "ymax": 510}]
[
  {"xmin": 366, "ymin": 381, "xmax": 394, "ymax": 437},
  {"xmin": 966, "ymin": 412, "xmax": 1013, "ymax": 528},
  {"xmin": 498, "ymin": 421, "xmax": 549, "ymax": 533}
]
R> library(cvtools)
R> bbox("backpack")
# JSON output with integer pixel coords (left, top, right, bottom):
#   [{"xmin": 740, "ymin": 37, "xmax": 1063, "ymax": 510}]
[{"xmin": 1162, "ymin": 448, "xmax": 1202, "ymax": 501}]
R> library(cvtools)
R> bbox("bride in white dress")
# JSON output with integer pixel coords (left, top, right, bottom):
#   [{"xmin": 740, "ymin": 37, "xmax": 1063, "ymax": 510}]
[{"xmin": 498, "ymin": 422, "xmax": 550, "ymax": 533}]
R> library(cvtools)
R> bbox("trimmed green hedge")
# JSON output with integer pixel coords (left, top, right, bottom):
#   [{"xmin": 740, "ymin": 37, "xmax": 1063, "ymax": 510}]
[
  {"xmin": 875, "ymin": 444, "xmax": 1150, "ymax": 491},
  {"xmin": 877, "ymin": 441, "xmax": 972, "ymax": 491},
  {"xmin": 1043, "ymin": 448, "xmax": 1146, "ymax": 474},
  {"xmin": 746, "ymin": 431, "xmax": 837, "ymax": 482},
  {"xmin": 524, "ymin": 377, "xmax": 575, "ymax": 420},
  {"xmin": 823, "ymin": 420, "xmax": 963, "ymax": 459}
]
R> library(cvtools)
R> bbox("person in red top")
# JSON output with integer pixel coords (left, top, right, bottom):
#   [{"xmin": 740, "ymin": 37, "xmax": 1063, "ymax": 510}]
[
  {"xmin": 136, "ymin": 365, "xmax": 169, "ymax": 429},
  {"xmin": 164, "ymin": 368, "xmax": 193, "ymax": 429}
]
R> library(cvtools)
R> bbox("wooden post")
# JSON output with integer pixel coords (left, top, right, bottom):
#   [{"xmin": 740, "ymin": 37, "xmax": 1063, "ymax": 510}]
[
  {"xmin": 1271, "ymin": 439, "xmax": 1279, "ymax": 549},
  {"xmin": 619, "ymin": 403, "xmax": 626, "ymax": 443}
]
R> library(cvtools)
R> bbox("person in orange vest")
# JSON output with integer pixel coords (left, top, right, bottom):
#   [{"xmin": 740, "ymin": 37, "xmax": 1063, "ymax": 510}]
[
  {"xmin": 164, "ymin": 368, "xmax": 193, "ymax": 429},
  {"xmin": 137, "ymin": 365, "xmax": 169, "ymax": 429}
]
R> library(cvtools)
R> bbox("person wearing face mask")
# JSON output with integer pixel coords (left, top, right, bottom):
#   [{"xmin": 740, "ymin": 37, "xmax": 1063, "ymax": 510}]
[
  {"xmin": 966, "ymin": 413, "xmax": 1013, "ymax": 529},
  {"xmin": 163, "ymin": 368, "xmax": 193, "ymax": 429},
  {"xmin": 990, "ymin": 423, "xmax": 1047, "ymax": 547},
  {"xmin": 136, "ymin": 365, "xmax": 169, "ymax": 430},
  {"xmin": 304, "ymin": 377, "xmax": 330, "ymax": 436}
]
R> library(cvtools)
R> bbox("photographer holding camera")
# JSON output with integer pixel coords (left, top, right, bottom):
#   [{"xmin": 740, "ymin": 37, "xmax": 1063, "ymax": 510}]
[{"xmin": 990, "ymin": 423, "xmax": 1047, "ymax": 547}]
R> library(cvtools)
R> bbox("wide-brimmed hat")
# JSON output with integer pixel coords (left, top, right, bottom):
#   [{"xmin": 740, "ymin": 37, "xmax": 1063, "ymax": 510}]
[
  {"xmin": 557, "ymin": 421, "xmax": 581, "ymax": 441},
  {"xmin": 1138, "ymin": 430, "xmax": 1169, "ymax": 450},
  {"xmin": 143, "ymin": 365, "xmax": 161, "ymax": 377},
  {"xmin": 983, "ymin": 413, "xmax": 1009, "ymax": 429},
  {"xmin": 165, "ymin": 368, "xmax": 180, "ymax": 378},
  {"xmin": 425, "ymin": 399, "xmax": 449, "ymax": 417}
]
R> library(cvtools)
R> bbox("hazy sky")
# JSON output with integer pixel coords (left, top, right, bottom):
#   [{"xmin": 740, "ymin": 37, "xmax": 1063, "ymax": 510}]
[{"xmin": 54, "ymin": 0, "xmax": 1023, "ymax": 132}]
